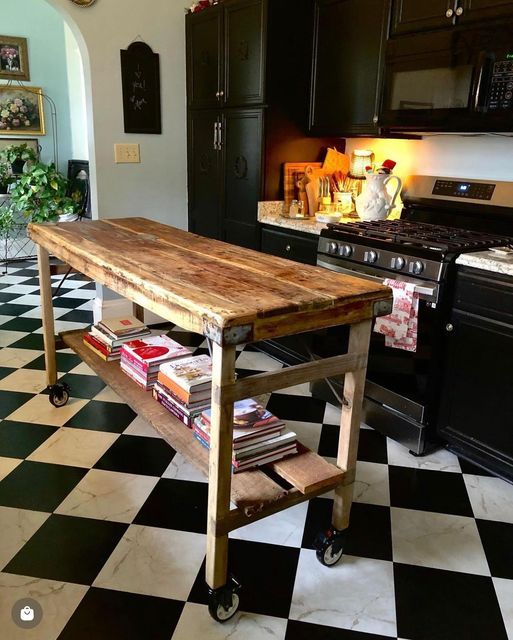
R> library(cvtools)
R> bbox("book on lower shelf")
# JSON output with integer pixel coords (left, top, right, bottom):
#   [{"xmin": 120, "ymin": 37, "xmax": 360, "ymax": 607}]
[
  {"xmin": 120, "ymin": 334, "xmax": 192, "ymax": 390},
  {"xmin": 193, "ymin": 398, "xmax": 297, "ymax": 473},
  {"xmin": 83, "ymin": 315, "xmax": 151, "ymax": 362}
]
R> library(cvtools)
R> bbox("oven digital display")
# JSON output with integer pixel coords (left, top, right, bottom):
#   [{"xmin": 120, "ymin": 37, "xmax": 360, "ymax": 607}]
[{"xmin": 433, "ymin": 180, "xmax": 496, "ymax": 200}]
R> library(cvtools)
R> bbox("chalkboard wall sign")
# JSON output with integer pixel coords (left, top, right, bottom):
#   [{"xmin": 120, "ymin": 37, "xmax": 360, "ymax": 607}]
[{"xmin": 120, "ymin": 41, "xmax": 161, "ymax": 134}]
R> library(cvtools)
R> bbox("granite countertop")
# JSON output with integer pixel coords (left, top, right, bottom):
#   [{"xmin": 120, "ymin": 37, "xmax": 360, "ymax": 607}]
[
  {"xmin": 456, "ymin": 249, "xmax": 513, "ymax": 277},
  {"xmin": 258, "ymin": 201, "xmax": 356, "ymax": 236}
]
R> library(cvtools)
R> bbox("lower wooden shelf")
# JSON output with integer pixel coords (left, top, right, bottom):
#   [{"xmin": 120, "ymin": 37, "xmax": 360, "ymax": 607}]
[{"xmin": 61, "ymin": 329, "xmax": 344, "ymax": 530}]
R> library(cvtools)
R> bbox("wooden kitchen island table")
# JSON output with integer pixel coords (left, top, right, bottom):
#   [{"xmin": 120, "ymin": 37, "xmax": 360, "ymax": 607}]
[{"xmin": 28, "ymin": 217, "xmax": 392, "ymax": 622}]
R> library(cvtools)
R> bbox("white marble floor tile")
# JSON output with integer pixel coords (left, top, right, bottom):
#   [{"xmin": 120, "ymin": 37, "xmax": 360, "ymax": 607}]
[
  {"xmin": 55, "ymin": 469, "xmax": 158, "ymax": 522},
  {"xmin": 354, "ymin": 461, "xmax": 390, "ymax": 506},
  {"xmin": 19, "ymin": 306, "xmax": 69, "ymax": 320},
  {"xmin": 93, "ymin": 386, "xmax": 125, "ymax": 404},
  {"xmin": 387, "ymin": 439, "xmax": 461, "ymax": 473},
  {"xmin": 464, "ymin": 474, "xmax": 513, "ymax": 524},
  {"xmin": 55, "ymin": 278, "xmax": 92, "ymax": 289},
  {"xmin": 6, "ymin": 294, "xmax": 44, "ymax": 307},
  {"xmin": 0, "ymin": 369, "xmax": 56, "ymax": 394},
  {"xmin": 7, "ymin": 395, "xmax": 88, "ymax": 427},
  {"xmin": 0, "ymin": 572, "xmax": 87, "ymax": 640},
  {"xmin": 75, "ymin": 299, "xmax": 94, "ymax": 311},
  {"xmin": 0, "ymin": 347, "xmax": 43, "ymax": 368},
  {"xmin": 323, "ymin": 402, "xmax": 341, "ymax": 425},
  {"xmin": 290, "ymin": 550, "xmax": 396, "ymax": 637},
  {"xmin": 0, "ymin": 457, "xmax": 22, "ymax": 482},
  {"xmin": 162, "ymin": 452, "xmax": 207, "ymax": 482},
  {"xmin": 274, "ymin": 382, "xmax": 312, "ymax": 397},
  {"xmin": 0, "ymin": 331, "xmax": 28, "ymax": 348},
  {"xmin": 236, "ymin": 351, "xmax": 283, "ymax": 372},
  {"xmin": 93, "ymin": 524, "xmax": 206, "ymax": 601},
  {"xmin": 67, "ymin": 362, "xmax": 96, "ymax": 376},
  {"xmin": 231, "ymin": 502, "xmax": 308, "ymax": 548},
  {"xmin": 0, "ymin": 275, "xmax": 31, "ymax": 284},
  {"xmin": 58, "ymin": 288, "xmax": 95, "ymax": 299},
  {"xmin": 493, "ymin": 577, "xmax": 513, "ymax": 640},
  {"xmin": 27, "ymin": 427, "xmax": 118, "ymax": 468},
  {"xmin": 1, "ymin": 284, "xmax": 39, "ymax": 295},
  {"xmin": 33, "ymin": 320, "xmax": 89, "ymax": 335},
  {"xmin": 0, "ymin": 315, "xmax": 12, "ymax": 326},
  {"xmin": 391, "ymin": 507, "xmax": 490, "ymax": 576},
  {"xmin": 123, "ymin": 415, "xmax": 162, "ymax": 439},
  {"xmin": 172, "ymin": 602, "xmax": 288, "ymax": 640},
  {"xmin": 284, "ymin": 419, "xmax": 323, "ymax": 454},
  {"xmin": 0, "ymin": 506, "xmax": 50, "ymax": 568}
]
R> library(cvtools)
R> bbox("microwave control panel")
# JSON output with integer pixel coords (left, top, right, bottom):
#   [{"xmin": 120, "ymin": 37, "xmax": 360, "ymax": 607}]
[
  {"xmin": 488, "ymin": 59, "xmax": 513, "ymax": 111},
  {"xmin": 433, "ymin": 180, "xmax": 496, "ymax": 201}
]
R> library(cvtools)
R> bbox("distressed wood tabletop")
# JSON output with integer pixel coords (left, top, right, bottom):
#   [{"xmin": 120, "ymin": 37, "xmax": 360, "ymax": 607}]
[{"xmin": 28, "ymin": 217, "xmax": 392, "ymax": 345}]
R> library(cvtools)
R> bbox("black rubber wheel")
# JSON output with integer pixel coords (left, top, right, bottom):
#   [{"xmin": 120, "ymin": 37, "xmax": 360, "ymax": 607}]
[
  {"xmin": 48, "ymin": 383, "xmax": 70, "ymax": 408},
  {"xmin": 208, "ymin": 576, "xmax": 241, "ymax": 623},
  {"xmin": 314, "ymin": 528, "xmax": 346, "ymax": 567}
]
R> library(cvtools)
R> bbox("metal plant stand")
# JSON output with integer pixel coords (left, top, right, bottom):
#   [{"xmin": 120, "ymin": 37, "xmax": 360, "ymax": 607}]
[{"xmin": 0, "ymin": 195, "xmax": 36, "ymax": 274}]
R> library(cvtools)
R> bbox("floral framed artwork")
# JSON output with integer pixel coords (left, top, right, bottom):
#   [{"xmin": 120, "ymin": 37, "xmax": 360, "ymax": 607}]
[
  {"xmin": 0, "ymin": 36, "xmax": 30, "ymax": 81},
  {"xmin": 0, "ymin": 86, "xmax": 45, "ymax": 136}
]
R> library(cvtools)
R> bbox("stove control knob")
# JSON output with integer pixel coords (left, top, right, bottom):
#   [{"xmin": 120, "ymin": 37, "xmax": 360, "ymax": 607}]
[
  {"xmin": 411, "ymin": 260, "xmax": 425, "ymax": 275},
  {"xmin": 392, "ymin": 257, "xmax": 405, "ymax": 270},
  {"xmin": 328, "ymin": 242, "xmax": 339, "ymax": 254},
  {"xmin": 365, "ymin": 250, "xmax": 378, "ymax": 264},
  {"xmin": 340, "ymin": 244, "xmax": 353, "ymax": 258}
]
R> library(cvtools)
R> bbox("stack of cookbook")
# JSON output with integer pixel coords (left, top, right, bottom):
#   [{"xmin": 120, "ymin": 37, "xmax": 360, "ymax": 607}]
[
  {"xmin": 193, "ymin": 398, "xmax": 297, "ymax": 473},
  {"xmin": 120, "ymin": 334, "xmax": 191, "ymax": 390},
  {"xmin": 153, "ymin": 354, "xmax": 212, "ymax": 428},
  {"xmin": 83, "ymin": 315, "xmax": 151, "ymax": 362}
]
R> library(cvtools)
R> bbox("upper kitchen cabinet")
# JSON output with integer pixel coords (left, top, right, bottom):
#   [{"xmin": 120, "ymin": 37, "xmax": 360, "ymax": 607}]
[
  {"xmin": 309, "ymin": 0, "xmax": 390, "ymax": 137},
  {"xmin": 391, "ymin": 0, "xmax": 513, "ymax": 35},
  {"xmin": 187, "ymin": 0, "xmax": 266, "ymax": 110}
]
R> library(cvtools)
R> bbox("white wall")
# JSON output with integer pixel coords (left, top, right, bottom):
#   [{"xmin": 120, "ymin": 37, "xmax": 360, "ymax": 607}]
[
  {"xmin": 48, "ymin": 0, "xmax": 188, "ymax": 228},
  {"xmin": 64, "ymin": 23, "xmax": 88, "ymax": 160}
]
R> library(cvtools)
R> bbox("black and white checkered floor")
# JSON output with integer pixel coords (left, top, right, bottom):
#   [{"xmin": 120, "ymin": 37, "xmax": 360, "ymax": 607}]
[{"xmin": 0, "ymin": 259, "xmax": 512, "ymax": 640}]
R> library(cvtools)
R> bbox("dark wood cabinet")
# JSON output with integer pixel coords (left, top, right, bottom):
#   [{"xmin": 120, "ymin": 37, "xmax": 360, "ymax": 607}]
[
  {"xmin": 438, "ymin": 266, "xmax": 513, "ymax": 482},
  {"xmin": 261, "ymin": 226, "xmax": 319, "ymax": 265},
  {"xmin": 186, "ymin": 8, "xmax": 222, "ymax": 109},
  {"xmin": 309, "ymin": 0, "xmax": 389, "ymax": 136},
  {"xmin": 391, "ymin": 0, "xmax": 513, "ymax": 35}
]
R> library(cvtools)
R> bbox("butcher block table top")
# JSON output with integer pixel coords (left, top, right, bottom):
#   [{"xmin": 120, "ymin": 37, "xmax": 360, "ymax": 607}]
[{"xmin": 28, "ymin": 217, "xmax": 392, "ymax": 345}]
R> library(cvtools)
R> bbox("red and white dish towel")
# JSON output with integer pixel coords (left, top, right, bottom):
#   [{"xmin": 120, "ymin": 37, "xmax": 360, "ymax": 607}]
[{"xmin": 374, "ymin": 279, "xmax": 419, "ymax": 352}]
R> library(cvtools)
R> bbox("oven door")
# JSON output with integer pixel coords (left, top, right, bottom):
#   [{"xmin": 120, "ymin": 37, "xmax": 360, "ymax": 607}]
[
  {"xmin": 317, "ymin": 256, "xmax": 446, "ymax": 454},
  {"xmin": 380, "ymin": 23, "xmax": 513, "ymax": 133}
]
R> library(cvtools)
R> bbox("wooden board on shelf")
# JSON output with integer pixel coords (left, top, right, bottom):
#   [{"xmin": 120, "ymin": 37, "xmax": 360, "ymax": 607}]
[{"xmin": 28, "ymin": 217, "xmax": 391, "ymax": 346}]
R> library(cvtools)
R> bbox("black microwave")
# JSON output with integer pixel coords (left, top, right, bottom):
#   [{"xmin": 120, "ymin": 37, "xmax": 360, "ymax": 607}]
[{"xmin": 379, "ymin": 22, "xmax": 513, "ymax": 133}]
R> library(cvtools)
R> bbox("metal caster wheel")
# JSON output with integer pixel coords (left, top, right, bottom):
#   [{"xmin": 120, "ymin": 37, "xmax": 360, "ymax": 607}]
[
  {"xmin": 314, "ymin": 527, "xmax": 346, "ymax": 567},
  {"xmin": 208, "ymin": 576, "xmax": 241, "ymax": 623},
  {"xmin": 48, "ymin": 383, "xmax": 70, "ymax": 408}
]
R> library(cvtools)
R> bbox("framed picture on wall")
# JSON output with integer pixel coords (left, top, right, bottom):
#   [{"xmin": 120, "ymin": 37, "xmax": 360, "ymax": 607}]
[
  {"xmin": 0, "ymin": 86, "xmax": 45, "ymax": 136},
  {"xmin": 0, "ymin": 137, "xmax": 40, "ymax": 157},
  {"xmin": 0, "ymin": 35, "xmax": 30, "ymax": 81}
]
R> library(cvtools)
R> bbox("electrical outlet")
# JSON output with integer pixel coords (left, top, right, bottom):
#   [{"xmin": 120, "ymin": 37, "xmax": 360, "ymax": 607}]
[{"xmin": 114, "ymin": 143, "xmax": 140, "ymax": 163}]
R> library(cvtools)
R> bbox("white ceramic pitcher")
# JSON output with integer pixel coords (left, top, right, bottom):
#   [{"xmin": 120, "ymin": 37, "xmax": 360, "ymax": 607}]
[{"xmin": 355, "ymin": 174, "xmax": 402, "ymax": 221}]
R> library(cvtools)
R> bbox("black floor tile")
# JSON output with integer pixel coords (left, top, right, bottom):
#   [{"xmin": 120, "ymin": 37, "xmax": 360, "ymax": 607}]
[
  {"xmin": 167, "ymin": 329, "xmax": 204, "ymax": 350},
  {"xmin": 7, "ymin": 333, "xmax": 45, "ymax": 350},
  {"xmin": 235, "ymin": 367, "xmax": 264, "ymax": 379},
  {"xmin": 23, "ymin": 352, "xmax": 82, "ymax": 372},
  {"xmin": 79, "ymin": 281, "xmax": 96, "ymax": 290},
  {"xmin": 0, "ymin": 390, "xmax": 35, "ymax": 419},
  {"xmin": 266, "ymin": 393, "xmax": 326, "ymax": 424},
  {"xmin": 4, "ymin": 514, "xmax": 127, "ymax": 585},
  {"xmin": 301, "ymin": 498, "xmax": 392, "ymax": 561},
  {"xmin": 58, "ymin": 588, "xmax": 184, "ymax": 640},
  {"xmin": 16, "ymin": 276, "xmax": 40, "ymax": 286},
  {"xmin": 188, "ymin": 538, "xmax": 300, "ymax": 618},
  {"xmin": 0, "ymin": 303, "xmax": 35, "ymax": 315},
  {"xmin": 94, "ymin": 434, "xmax": 175, "ymax": 476},
  {"xmin": 0, "ymin": 317, "xmax": 42, "ymax": 332},
  {"xmin": 0, "ymin": 461, "xmax": 87, "ymax": 511},
  {"xmin": 56, "ymin": 309, "xmax": 93, "ymax": 323},
  {"xmin": 0, "ymin": 420, "xmax": 57, "ymax": 458},
  {"xmin": 0, "ymin": 366, "xmax": 16, "ymax": 381},
  {"xmin": 5, "ymin": 268, "xmax": 37, "ymax": 277},
  {"xmin": 52, "ymin": 297, "xmax": 89, "ymax": 309},
  {"xmin": 458, "ymin": 457, "xmax": 494, "ymax": 477},
  {"xmin": 389, "ymin": 465, "xmax": 474, "ymax": 517},
  {"xmin": 51, "ymin": 373, "xmax": 106, "ymax": 399},
  {"xmin": 477, "ymin": 519, "xmax": 513, "ymax": 580},
  {"xmin": 286, "ymin": 619, "xmax": 393, "ymax": 640},
  {"xmin": 134, "ymin": 478, "xmax": 207, "ymax": 533},
  {"xmin": 357, "ymin": 428, "xmax": 388, "ymax": 464},
  {"xmin": 65, "ymin": 401, "xmax": 137, "ymax": 433},
  {"xmin": 394, "ymin": 563, "xmax": 508, "ymax": 640}
]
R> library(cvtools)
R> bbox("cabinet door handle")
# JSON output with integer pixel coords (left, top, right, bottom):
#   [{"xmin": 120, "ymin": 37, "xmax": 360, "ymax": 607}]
[
  {"xmin": 213, "ymin": 122, "xmax": 218, "ymax": 150},
  {"xmin": 217, "ymin": 122, "xmax": 223, "ymax": 150},
  {"xmin": 446, "ymin": 8, "xmax": 454, "ymax": 17},
  {"xmin": 455, "ymin": 5, "xmax": 463, "ymax": 15},
  {"xmin": 285, "ymin": 244, "xmax": 291, "ymax": 252},
  {"xmin": 446, "ymin": 323, "xmax": 454, "ymax": 332}
]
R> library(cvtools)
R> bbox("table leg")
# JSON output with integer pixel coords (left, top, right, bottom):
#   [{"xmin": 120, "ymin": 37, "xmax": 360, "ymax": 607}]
[
  {"xmin": 37, "ymin": 245, "xmax": 57, "ymax": 388},
  {"xmin": 206, "ymin": 342, "xmax": 236, "ymax": 590},
  {"xmin": 333, "ymin": 319, "xmax": 372, "ymax": 531}
]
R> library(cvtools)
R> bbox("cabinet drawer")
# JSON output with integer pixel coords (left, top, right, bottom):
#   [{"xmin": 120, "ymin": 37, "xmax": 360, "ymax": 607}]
[
  {"xmin": 261, "ymin": 228, "xmax": 318, "ymax": 265},
  {"xmin": 454, "ymin": 267, "xmax": 513, "ymax": 326}
]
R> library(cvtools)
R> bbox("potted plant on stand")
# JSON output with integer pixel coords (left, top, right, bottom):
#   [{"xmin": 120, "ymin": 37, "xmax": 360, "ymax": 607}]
[
  {"xmin": 0, "ymin": 143, "xmax": 38, "ymax": 175},
  {"xmin": 0, "ymin": 162, "xmax": 12, "ymax": 195}
]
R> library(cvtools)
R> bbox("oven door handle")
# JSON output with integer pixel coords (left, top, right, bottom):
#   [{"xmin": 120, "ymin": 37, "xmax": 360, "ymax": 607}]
[{"xmin": 317, "ymin": 259, "xmax": 439, "ymax": 303}]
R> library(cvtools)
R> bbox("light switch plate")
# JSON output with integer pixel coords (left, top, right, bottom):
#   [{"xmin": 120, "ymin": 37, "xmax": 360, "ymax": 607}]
[{"xmin": 114, "ymin": 143, "xmax": 140, "ymax": 163}]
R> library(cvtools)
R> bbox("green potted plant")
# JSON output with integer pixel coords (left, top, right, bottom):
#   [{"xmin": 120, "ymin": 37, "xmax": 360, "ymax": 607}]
[
  {"xmin": 8, "ymin": 161, "xmax": 78, "ymax": 223},
  {"xmin": 0, "ymin": 203, "xmax": 15, "ymax": 241},
  {"xmin": 0, "ymin": 143, "xmax": 38, "ymax": 175},
  {"xmin": 0, "ymin": 161, "xmax": 12, "ymax": 194}
]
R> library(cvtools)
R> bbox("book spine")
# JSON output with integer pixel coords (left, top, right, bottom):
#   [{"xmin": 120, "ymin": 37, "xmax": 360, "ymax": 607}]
[
  {"xmin": 120, "ymin": 363, "xmax": 151, "ymax": 389},
  {"xmin": 154, "ymin": 383, "xmax": 206, "ymax": 417},
  {"xmin": 153, "ymin": 390, "xmax": 192, "ymax": 428},
  {"xmin": 84, "ymin": 333, "xmax": 112, "ymax": 357},
  {"xmin": 90, "ymin": 326, "xmax": 115, "ymax": 349},
  {"xmin": 121, "ymin": 350, "xmax": 150, "ymax": 372},
  {"xmin": 83, "ymin": 338, "xmax": 110, "ymax": 361},
  {"xmin": 193, "ymin": 431, "xmax": 210, "ymax": 450}
]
